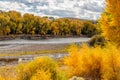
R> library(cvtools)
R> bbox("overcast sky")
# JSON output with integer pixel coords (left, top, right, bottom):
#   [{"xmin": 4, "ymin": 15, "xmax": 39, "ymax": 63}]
[{"xmin": 0, "ymin": 0, "xmax": 105, "ymax": 20}]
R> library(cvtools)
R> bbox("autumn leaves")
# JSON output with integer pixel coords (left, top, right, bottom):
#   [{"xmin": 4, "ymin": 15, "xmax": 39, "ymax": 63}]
[{"xmin": 0, "ymin": 11, "xmax": 99, "ymax": 37}]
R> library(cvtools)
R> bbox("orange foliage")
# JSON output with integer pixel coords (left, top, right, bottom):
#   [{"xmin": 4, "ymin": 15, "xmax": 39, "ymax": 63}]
[
  {"xmin": 100, "ymin": 0, "xmax": 120, "ymax": 46},
  {"xmin": 64, "ymin": 44, "xmax": 120, "ymax": 80}
]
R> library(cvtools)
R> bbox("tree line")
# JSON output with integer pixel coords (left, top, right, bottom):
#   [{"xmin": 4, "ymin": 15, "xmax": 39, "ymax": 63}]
[{"xmin": 0, "ymin": 10, "xmax": 100, "ymax": 37}]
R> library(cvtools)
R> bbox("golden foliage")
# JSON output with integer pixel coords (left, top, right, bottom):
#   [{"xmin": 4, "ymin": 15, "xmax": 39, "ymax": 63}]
[
  {"xmin": 0, "ymin": 10, "xmax": 98, "ymax": 36},
  {"xmin": 100, "ymin": 0, "xmax": 120, "ymax": 46},
  {"xmin": 30, "ymin": 70, "xmax": 51, "ymax": 80},
  {"xmin": 0, "ymin": 75, "xmax": 4, "ymax": 80},
  {"xmin": 64, "ymin": 43, "xmax": 120, "ymax": 80},
  {"xmin": 17, "ymin": 57, "xmax": 66, "ymax": 80},
  {"xmin": 82, "ymin": 21, "xmax": 100, "ymax": 37}
]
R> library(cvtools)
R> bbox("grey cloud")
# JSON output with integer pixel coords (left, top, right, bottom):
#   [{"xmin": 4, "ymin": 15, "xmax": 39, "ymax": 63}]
[
  {"xmin": 39, "ymin": 9, "xmax": 75, "ymax": 17},
  {"xmin": 0, "ymin": 0, "xmax": 105, "ymax": 20},
  {"xmin": 50, "ymin": 10, "xmax": 76, "ymax": 17},
  {"xmin": 80, "ymin": 2, "xmax": 103, "ymax": 12}
]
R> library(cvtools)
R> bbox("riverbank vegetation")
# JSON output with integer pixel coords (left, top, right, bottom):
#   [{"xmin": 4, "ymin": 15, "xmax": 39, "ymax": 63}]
[
  {"xmin": 0, "ymin": 48, "xmax": 67, "ymax": 57},
  {"xmin": 0, "ymin": 10, "xmax": 99, "ymax": 37},
  {"xmin": 64, "ymin": 43, "xmax": 120, "ymax": 80},
  {"xmin": 99, "ymin": 0, "xmax": 120, "ymax": 46},
  {"xmin": 63, "ymin": 0, "xmax": 120, "ymax": 79},
  {"xmin": 0, "ymin": 43, "xmax": 120, "ymax": 80},
  {"xmin": 16, "ymin": 57, "xmax": 67, "ymax": 80}
]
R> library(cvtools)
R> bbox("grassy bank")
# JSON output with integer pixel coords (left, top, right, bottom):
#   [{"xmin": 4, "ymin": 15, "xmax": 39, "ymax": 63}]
[{"xmin": 0, "ymin": 48, "xmax": 67, "ymax": 57}]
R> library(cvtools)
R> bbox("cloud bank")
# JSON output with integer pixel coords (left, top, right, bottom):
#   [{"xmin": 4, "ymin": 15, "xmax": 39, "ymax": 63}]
[{"xmin": 0, "ymin": 0, "xmax": 105, "ymax": 20}]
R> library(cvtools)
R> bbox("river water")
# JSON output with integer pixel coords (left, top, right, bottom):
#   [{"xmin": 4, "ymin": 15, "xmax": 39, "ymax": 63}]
[
  {"xmin": 0, "ymin": 37, "xmax": 90, "ymax": 45},
  {"xmin": 0, "ymin": 37, "xmax": 90, "ymax": 50}
]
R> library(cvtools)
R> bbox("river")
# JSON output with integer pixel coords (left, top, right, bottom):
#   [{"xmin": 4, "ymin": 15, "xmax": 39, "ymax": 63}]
[
  {"xmin": 0, "ymin": 37, "xmax": 90, "ymax": 45},
  {"xmin": 0, "ymin": 37, "xmax": 90, "ymax": 51},
  {"xmin": 0, "ymin": 37, "xmax": 90, "ymax": 66}
]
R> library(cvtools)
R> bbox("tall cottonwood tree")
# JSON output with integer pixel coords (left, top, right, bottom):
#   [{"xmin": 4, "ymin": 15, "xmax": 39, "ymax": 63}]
[
  {"xmin": 0, "ymin": 13, "xmax": 10, "ymax": 35},
  {"xmin": 100, "ymin": 0, "xmax": 120, "ymax": 46},
  {"xmin": 0, "ymin": 10, "xmax": 99, "ymax": 36},
  {"xmin": 8, "ymin": 11, "xmax": 22, "ymax": 34}
]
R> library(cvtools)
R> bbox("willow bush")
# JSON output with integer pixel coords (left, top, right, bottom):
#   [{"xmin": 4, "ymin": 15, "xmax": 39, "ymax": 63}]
[
  {"xmin": 17, "ymin": 57, "xmax": 67, "ymax": 80},
  {"xmin": 64, "ymin": 44, "xmax": 120, "ymax": 80}
]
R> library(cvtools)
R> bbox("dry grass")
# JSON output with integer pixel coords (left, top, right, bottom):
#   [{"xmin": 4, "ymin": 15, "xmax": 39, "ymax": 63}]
[
  {"xmin": 0, "ymin": 66, "xmax": 17, "ymax": 80},
  {"xmin": 0, "ymin": 48, "xmax": 67, "ymax": 57}
]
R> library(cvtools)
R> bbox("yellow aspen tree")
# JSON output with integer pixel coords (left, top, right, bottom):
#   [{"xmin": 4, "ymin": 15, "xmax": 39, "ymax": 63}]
[{"xmin": 100, "ymin": 0, "xmax": 120, "ymax": 46}]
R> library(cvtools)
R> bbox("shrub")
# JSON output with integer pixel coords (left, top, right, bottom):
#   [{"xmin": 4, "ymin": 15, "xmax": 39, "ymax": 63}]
[
  {"xmin": 88, "ymin": 35, "xmax": 106, "ymax": 47},
  {"xmin": 17, "ymin": 57, "xmax": 67, "ymax": 80},
  {"xmin": 30, "ymin": 70, "xmax": 51, "ymax": 80},
  {"xmin": 64, "ymin": 43, "xmax": 120, "ymax": 80}
]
